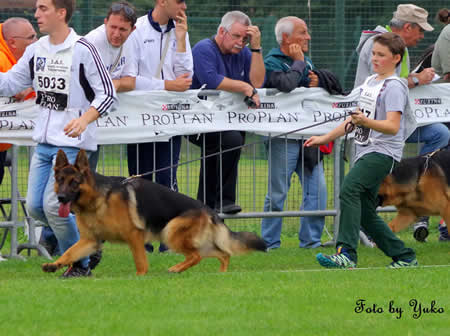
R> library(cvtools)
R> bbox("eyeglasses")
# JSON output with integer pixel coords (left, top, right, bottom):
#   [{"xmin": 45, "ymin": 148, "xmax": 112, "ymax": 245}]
[
  {"xmin": 225, "ymin": 30, "xmax": 249, "ymax": 45},
  {"xmin": 12, "ymin": 34, "xmax": 37, "ymax": 41},
  {"xmin": 110, "ymin": 3, "xmax": 137, "ymax": 25}
]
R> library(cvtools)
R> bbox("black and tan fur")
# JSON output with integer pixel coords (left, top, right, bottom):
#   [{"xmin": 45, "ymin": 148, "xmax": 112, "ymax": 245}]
[
  {"xmin": 42, "ymin": 149, "xmax": 266, "ymax": 276},
  {"xmin": 378, "ymin": 150, "xmax": 450, "ymax": 232}
]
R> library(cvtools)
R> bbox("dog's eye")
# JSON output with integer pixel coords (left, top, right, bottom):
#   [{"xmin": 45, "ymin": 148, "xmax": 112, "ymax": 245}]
[{"xmin": 70, "ymin": 180, "xmax": 80, "ymax": 188}]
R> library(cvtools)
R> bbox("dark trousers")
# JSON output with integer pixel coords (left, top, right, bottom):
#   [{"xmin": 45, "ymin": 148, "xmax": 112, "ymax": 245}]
[
  {"xmin": 0, "ymin": 151, "xmax": 6, "ymax": 185},
  {"xmin": 337, "ymin": 152, "xmax": 416, "ymax": 263},
  {"xmin": 127, "ymin": 136, "xmax": 181, "ymax": 191},
  {"xmin": 188, "ymin": 131, "xmax": 245, "ymax": 209}
]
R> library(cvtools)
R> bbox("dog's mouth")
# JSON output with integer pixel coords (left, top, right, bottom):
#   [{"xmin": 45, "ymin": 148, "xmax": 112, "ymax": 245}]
[{"xmin": 58, "ymin": 202, "xmax": 72, "ymax": 218}]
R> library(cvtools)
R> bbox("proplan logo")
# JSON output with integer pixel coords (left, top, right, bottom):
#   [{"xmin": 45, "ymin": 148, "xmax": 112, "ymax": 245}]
[
  {"xmin": 414, "ymin": 98, "xmax": 442, "ymax": 105},
  {"xmin": 161, "ymin": 102, "xmax": 192, "ymax": 111},
  {"xmin": 332, "ymin": 101, "xmax": 358, "ymax": 108}
]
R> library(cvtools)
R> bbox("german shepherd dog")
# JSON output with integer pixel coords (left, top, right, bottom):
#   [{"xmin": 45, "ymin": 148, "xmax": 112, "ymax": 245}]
[
  {"xmin": 378, "ymin": 150, "xmax": 450, "ymax": 232},
  {"xmin": 42, "ymin": 149, "xmax": 266, "ymax": 276}
]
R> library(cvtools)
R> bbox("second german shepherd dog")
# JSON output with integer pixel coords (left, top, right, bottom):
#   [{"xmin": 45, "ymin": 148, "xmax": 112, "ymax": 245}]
[
  {"xmin": 378, "ymin": 150, "xmax": 450, "ymax": 232},
  {"xmin": 42, "ymin": 149, "xmax": 266, "ymax": 276}
]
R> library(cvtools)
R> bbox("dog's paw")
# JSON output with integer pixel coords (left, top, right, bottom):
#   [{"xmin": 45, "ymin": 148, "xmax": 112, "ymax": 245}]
[{"xmin": 42, "ymin": 263, "xmax": 59, "ymax": 273}]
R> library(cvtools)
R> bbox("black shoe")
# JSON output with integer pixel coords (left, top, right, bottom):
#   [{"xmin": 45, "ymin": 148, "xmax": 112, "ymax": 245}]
[
  {"xmin": 159, "ymin": 243, "xmax": 169, "ymax": 253},
  {"xmin": 145, "ymin": 243, "xmax": 154, "ymax": 253},
  {"xmin": 413, "ymin": 218, "xmax": 429, "ymax": 242},
  {"xmin": 88, "ymin": 250, "xmax": 103, "ymax": 270},
  {"xmin": 61, "ymin": 262, "xmax": 92, "ymax": 278},
  {"xmin": 216, "ymin": 204, "xmax": 242, "ymax": 214}
]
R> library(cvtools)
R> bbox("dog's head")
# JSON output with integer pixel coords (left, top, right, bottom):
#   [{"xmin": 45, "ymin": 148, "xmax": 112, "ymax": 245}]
[
  {"xmin": 54, "ymin": 149, "xmax": 92, "ymax": 217},
  {"xmin": 378, "ymin": 174, "xmax": 414, "ymax": 207}
]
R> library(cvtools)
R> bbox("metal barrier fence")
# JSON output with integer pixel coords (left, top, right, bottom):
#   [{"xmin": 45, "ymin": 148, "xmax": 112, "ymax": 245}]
[
  {"xmin": 0, "ymin": 128, "xmax": 425, "ymax": 259},
  {"xmin": 0, "ymin": 132, "xmax": 343, "ymax": 258}
]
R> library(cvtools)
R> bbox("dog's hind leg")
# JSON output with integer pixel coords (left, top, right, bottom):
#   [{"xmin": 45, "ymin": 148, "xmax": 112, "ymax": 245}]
[
  {"xmin": 168, "ymin": 251, "xmax": 202, "ymax": 273},
  {"xmin": 201, "ymin": 250, "xmax": 231, "ymax": 272},
  {"xmin": 126, "ymin": 230, "xmax": 148, "ymax": 276},
  {"xmin": 42, "ymin": 239, "xmax": 98, "ymax": 272}
]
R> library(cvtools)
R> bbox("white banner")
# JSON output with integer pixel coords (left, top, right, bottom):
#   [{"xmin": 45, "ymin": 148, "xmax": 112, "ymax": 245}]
[{"xmin": 1, "ymin": 83, "xmax": 450, "ymax": 146}]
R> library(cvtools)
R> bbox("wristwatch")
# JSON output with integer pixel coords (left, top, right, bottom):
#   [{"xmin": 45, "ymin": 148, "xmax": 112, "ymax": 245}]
[
  {"xmin": 250, "ymin": 48, "xmax": 262, "ymax": 53},
  {"xmin": 412, "ymin": 76, "xmax": 419, "ymax": 87}
]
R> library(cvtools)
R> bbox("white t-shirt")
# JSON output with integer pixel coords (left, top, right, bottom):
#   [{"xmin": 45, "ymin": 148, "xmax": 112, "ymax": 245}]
[{"xmin": 85, "ymin": 24, "xmax": 137, "ymax": 79}]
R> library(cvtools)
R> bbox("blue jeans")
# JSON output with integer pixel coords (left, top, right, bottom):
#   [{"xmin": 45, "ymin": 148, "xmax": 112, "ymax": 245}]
[
  {"xmin": 261, "ymin": 138, "xmax": 327, "ymax": 249},
  {"xmin": 26, "ymin": 144, "xmax": 89, "ymax": 268},
  {"xmin": 406, "ymin": 123, "xmax": 449, "ymax": 155}
]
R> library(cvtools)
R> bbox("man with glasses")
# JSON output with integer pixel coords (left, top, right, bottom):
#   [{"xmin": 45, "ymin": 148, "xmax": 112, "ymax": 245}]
[
  {"xmin": 189, "ymin": 11, "xmax": 265, "ymax": 214},
  {"xmin": 127, "ymin": 0, "xmax": 193, "ymax": 253},
  {"xmin": 0, "ymin": 17, "xmax": 36, "ymax": 195},
  {"xmin": 354, "ymin": 4, "xmax": 450, "ymax": 242}
]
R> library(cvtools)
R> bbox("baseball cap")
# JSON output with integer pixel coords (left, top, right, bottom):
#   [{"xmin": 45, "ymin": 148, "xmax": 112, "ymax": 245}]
[{"xmin": 393, "ymin": 4, "xmax": 434, "ymax": 31}]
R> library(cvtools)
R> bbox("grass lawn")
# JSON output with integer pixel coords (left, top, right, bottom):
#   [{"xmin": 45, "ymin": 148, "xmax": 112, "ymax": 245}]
[{"xmin": 1, "ymin": 229, "xmax": 448, "ymax": 336}]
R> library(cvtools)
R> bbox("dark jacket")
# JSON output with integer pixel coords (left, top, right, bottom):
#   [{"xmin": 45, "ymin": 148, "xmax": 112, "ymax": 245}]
[{"xmin": 264, "ymin": 47, "xmax": 314, "ymax": 92}]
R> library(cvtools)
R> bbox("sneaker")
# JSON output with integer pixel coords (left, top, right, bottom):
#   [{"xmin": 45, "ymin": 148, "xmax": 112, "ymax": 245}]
[
  {"xmin": 316, "ymin": 247, "xmax": 356, "ymax": 269},
  {"xmin": 413, "ymin": 217, "xmax": 429, "ymax": 242},
  {"xmin": 388, "ymin": 258, "xmax": 418, "ymax": 268},
  {"xmin": 61, "ymin": 262, "xmax": 92, "ymax": 278},
  {"xmin": 88, "ymin": 250, "xmax": 103, "ymax": 270}
]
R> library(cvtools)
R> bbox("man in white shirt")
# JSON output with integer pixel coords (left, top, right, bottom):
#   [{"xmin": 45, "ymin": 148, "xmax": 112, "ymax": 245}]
[
  {"xmin": 85, "ymin": 1, "xmax": 137, "ymax": 93},
  {"xmin": 84, "ymin": 1, "xmax": 137, "ymax": 171},
  {"xmin": 127, "ymin": 0, "xmax": 193, "ymax": 253},
  {"xmin": 37, "ymin": 1, "xmax": 139, "ymax": 268},
  {"xmin": 0, "ymin": 0, "xmax": 116, "ymax": 277}
]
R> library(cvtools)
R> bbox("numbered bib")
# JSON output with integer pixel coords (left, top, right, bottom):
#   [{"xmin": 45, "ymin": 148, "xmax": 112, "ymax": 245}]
[
  {"xmin": 354, "ymin": 75, "xmax": 386, "ymax": 146},
  {"xmin": 33, "ymin": 43, "xmax": 73, "ymax": 111}
]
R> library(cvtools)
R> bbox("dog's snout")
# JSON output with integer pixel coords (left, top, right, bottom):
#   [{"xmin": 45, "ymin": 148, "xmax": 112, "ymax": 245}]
[{"xmin": 57, "ymin": 193, "xmax": 68, "ymax": 204}]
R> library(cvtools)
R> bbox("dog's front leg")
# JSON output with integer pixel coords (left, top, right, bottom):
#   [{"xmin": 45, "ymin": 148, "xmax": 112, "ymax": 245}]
[
  {"xmin": 126, "ymin": 230, "xmax": 148, "ymax": 275},
  {"xmin": 388, "ymin": 210, "xmax": 416, "ymax": 232},
  {"xmin": 42, "ymin": 239, "xmax": 98, "ymax": 273}
]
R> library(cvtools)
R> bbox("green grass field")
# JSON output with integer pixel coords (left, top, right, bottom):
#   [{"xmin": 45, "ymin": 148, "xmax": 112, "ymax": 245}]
[{"xmin": 1, "ymin": 229, "xmax": 448, "ymax": 336}]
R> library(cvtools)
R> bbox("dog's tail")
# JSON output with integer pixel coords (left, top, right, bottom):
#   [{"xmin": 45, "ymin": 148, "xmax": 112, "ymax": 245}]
[
  {"xmin": 211, "ymin": 215, "xmax": 267, "ymax": 255},
  {"xmin": 164, "ymin": 209, "xmax": 266, "ymax": 255}
]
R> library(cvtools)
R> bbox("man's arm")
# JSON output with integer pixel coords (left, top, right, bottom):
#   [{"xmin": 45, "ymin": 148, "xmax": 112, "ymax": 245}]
[
  {"xmin": 247, "ymin": 25, "xmax": 265, "ymax": 88},
  {"xmin": 68, "ymin": 40, "xmax": 117, "ymax": 138},
  {"xmin": 407, "ymin": 68, "xmax": 435, "ymax": 88},
  {"xmin": 113, "ymin": 76, "xmax": 136, "ymax": 92},
  {"xmin": 0, "ymin": 47, "xmax": 33, "ymax": 96}
]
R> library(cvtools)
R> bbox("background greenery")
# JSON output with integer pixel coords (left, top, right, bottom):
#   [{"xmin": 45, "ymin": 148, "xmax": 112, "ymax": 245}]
[{"xmin": 1, "ymin": 0, "xmax": 449, "ymax": 89}]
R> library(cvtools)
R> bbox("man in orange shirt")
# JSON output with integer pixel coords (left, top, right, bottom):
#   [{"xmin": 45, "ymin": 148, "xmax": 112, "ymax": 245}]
[{"xmin": 0, "ymin": 17, "xmax": 36, "ymax": 184}]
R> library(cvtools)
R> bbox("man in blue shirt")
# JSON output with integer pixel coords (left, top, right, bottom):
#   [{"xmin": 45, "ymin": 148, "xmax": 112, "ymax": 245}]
[{"xmin": 189, "ymin": 10, "xmax": 265, "ymax": 214}]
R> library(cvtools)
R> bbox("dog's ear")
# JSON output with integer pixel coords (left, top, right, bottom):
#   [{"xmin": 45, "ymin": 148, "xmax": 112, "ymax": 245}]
[
  {"xmin": 74, "ymin": 150, "xmax": 91, "ymax": 175},
  {"xmin": 55, "ymin": 149, "xmax": 70, "ymax": 171}
]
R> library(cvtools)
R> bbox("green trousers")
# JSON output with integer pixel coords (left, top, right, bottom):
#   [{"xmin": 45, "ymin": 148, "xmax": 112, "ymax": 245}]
[{"xmin": 337, "ymin": 152, "xmax": 416, "ymax": 263}]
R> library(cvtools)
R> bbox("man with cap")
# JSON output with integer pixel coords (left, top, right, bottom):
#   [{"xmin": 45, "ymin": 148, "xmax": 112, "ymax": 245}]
[{"xmin": 354, "ymin": 4, "xmax": 450, "ymax": 243}]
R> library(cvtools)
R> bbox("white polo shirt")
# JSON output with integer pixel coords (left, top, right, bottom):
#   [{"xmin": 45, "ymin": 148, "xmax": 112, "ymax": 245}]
[{"xmin": 85, "ymin": 24, "xmax": 137, "ymax": 80}]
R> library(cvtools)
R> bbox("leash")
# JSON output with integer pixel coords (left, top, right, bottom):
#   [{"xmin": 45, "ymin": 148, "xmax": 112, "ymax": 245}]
[
  {"xmin": 423, "ymin": 148, "xmax": 441, "ymax": 172},
  {"xmin": 122, "ymin": 112, "xmax": 352, "ymax": 184}
]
